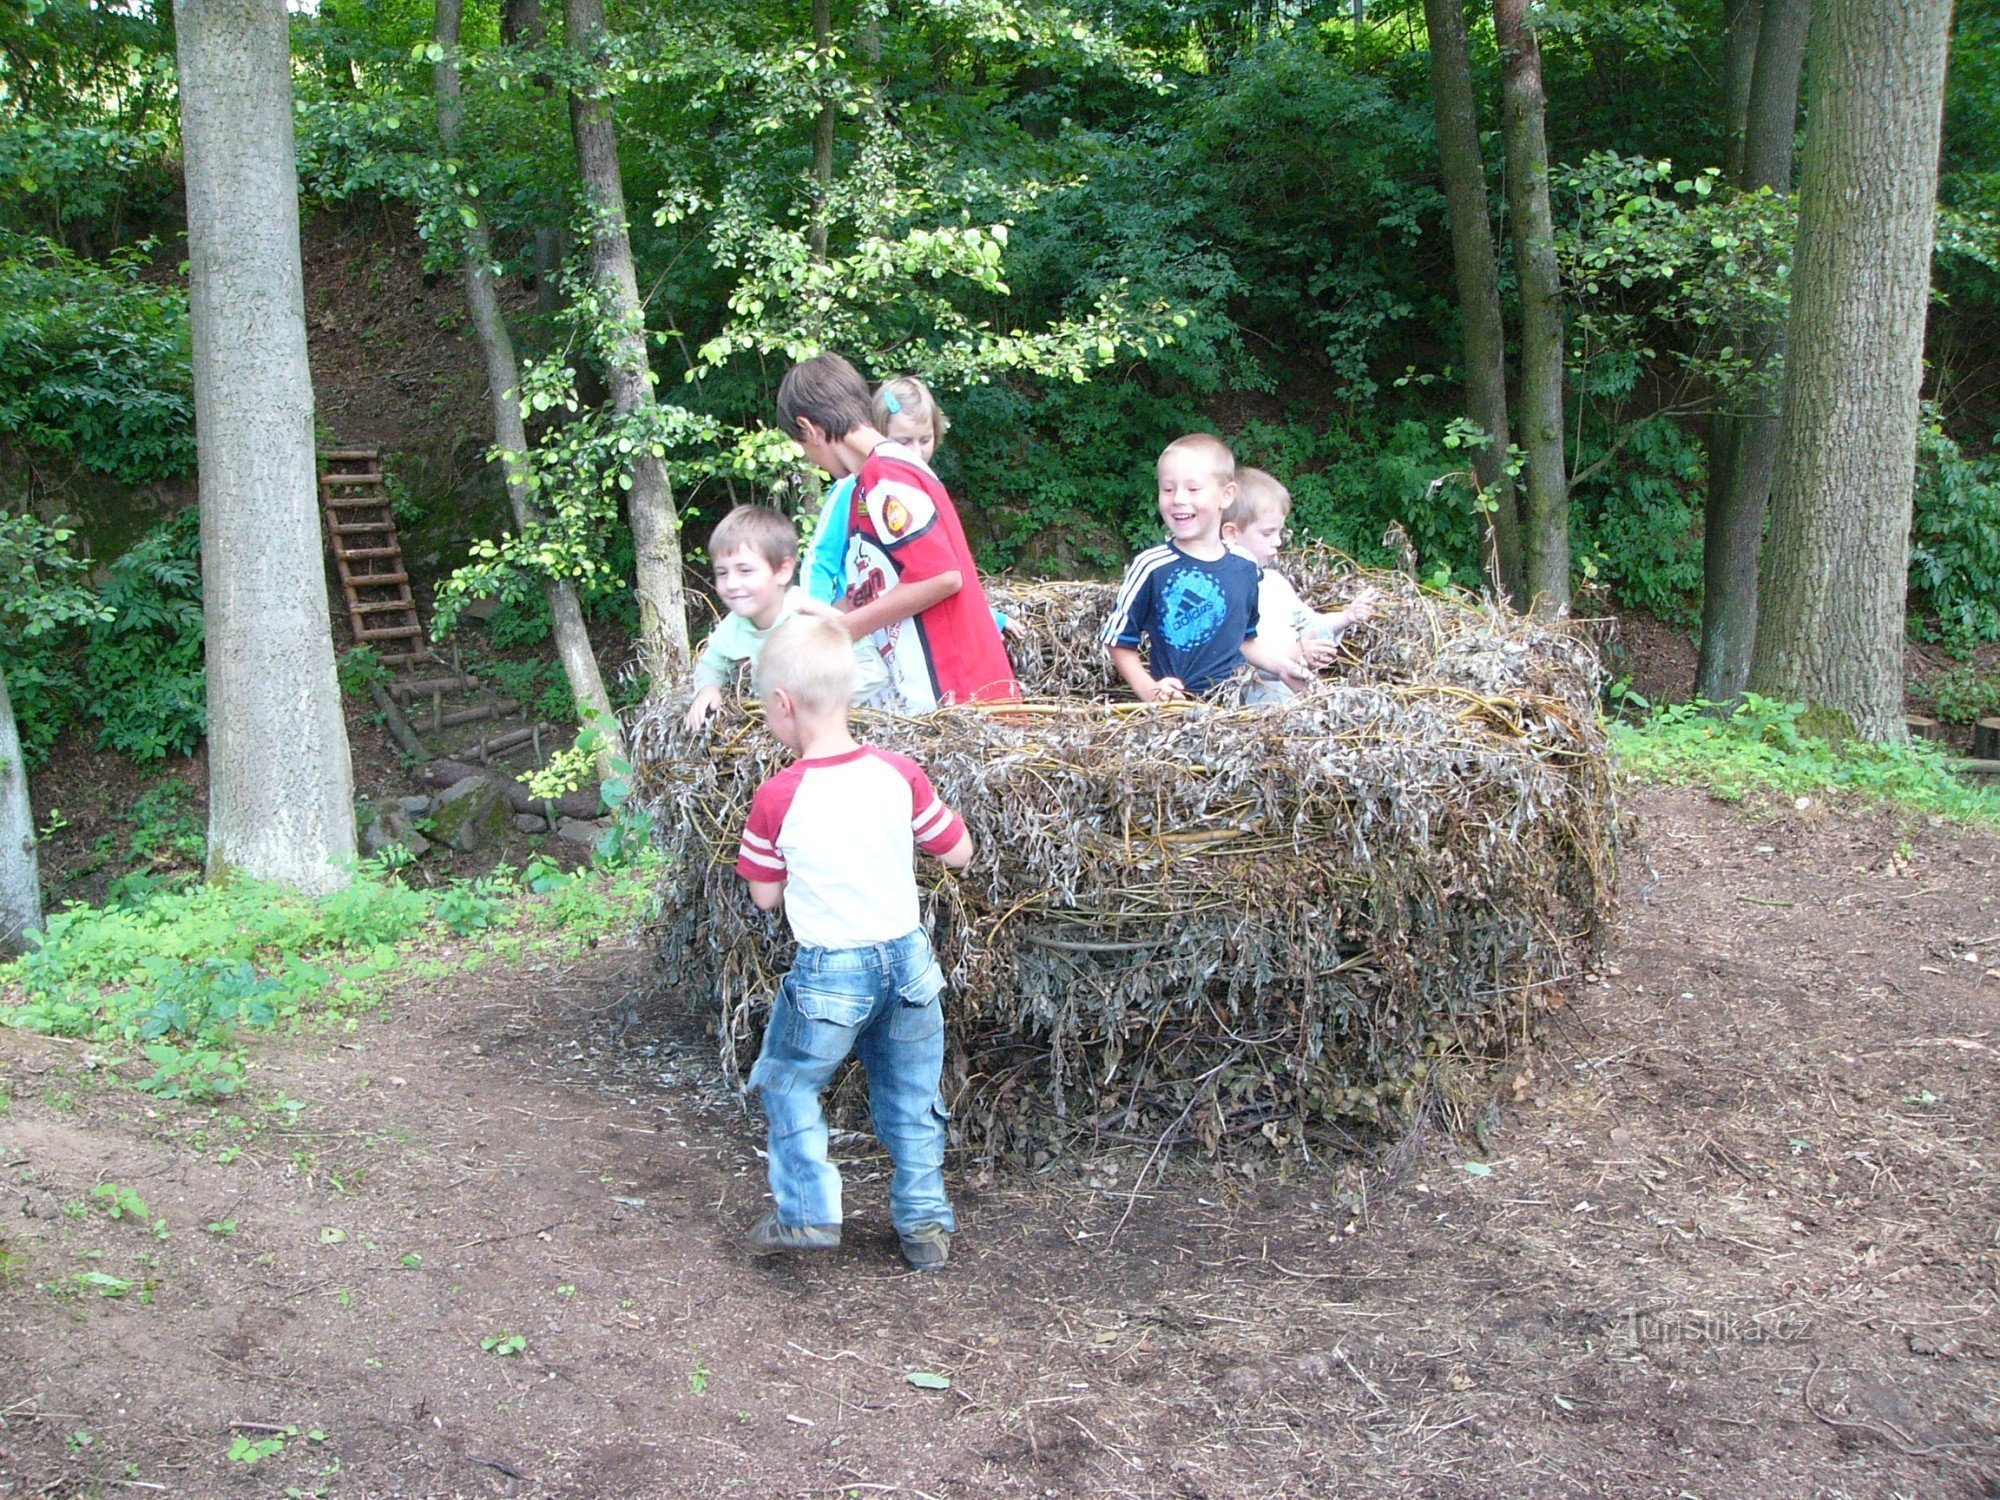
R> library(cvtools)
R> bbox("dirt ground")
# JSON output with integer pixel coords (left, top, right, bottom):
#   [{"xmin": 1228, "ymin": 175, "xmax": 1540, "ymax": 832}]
[{"xmin": 2, "ymin": 784, "xmax": 1997, "ymax": 1498}]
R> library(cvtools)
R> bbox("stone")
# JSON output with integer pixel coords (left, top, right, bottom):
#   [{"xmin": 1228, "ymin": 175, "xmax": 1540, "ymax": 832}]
[
  {"xmin": 356, "ymin": 801, "xmax": 431, "ymax": 859},
  {"xmin": 557, "ymin": 816, "xmax": 609, "ymax": 845},
  {"xmin": 429, "ymin": 775, "xmax": 513, "ymax": 853},
  {"xmin": 396, "ymin": 795, "xmax": 432, "ymax": 815},
  {"xmin": 513, "ymin": 814, "xmax": 548, "ymax": 834}
]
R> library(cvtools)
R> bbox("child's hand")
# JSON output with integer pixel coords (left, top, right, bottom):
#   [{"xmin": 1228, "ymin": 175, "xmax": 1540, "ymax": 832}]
[
  {"xmin": 1274, "ymin": 657, "xmax": 1313, "ymax": 693},
  {"xmin": 1301, "ymin": 635, "xmax": 1344, "ymax": 668},
  {"xmin": 683, "ymin": 684, "xmax": 724, "ymax": 732},
  {"xmin": 1344, "ymin": 586, "xmax": 1384, "ymax": 624},
  {"xmin": 1149, "ymin": 676, "xmax": 1190, "ymax": 703},
  {"xmin": 1002, "ymin": 616, "xmax": 1030, "ymax": 642}
]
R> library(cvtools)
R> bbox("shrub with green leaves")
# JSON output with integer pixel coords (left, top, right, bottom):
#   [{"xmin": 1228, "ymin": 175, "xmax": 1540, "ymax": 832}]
[
  {"xmin": 0, "ymin": 235, "xmax": 193, "ymax": 483},
  {"xmin": 82, "ymin": 511, "xmax": 205, "ymax": 760},
  {"xmin": 1909, "ymin": 426, "xmax": 2000, "ymax": 652}
]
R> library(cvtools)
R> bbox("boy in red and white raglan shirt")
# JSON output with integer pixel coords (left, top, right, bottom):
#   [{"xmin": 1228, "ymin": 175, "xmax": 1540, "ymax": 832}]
[
  {"xmin": 775, "ymin": 353, "xmax": 1019, "ymax": 711},
  {"xmin": 736, "ymin": 614, "xmax": 973, "ymax": 1271}
]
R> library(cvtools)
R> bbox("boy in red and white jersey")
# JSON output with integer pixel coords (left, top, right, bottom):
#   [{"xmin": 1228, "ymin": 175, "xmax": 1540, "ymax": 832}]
[
  {"xmin": 775, "ymin": 353, "xmax": 1018, "ymax": 711},
  {"xmin": 735, "ymin": 614, "xmax": 973, "ymax": 1270}
]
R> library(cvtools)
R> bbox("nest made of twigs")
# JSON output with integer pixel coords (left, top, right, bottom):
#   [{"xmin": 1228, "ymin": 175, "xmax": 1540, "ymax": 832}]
[{"xmin": 633, "ymin": 547, "xmax": 1617, "ymax": 1162}]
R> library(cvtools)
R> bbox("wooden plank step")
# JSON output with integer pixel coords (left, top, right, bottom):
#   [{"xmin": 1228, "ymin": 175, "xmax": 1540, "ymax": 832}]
[
  {"xmin": 343, "ymin": 571, "xmax": 410, "ymax": 587},
  {"xmin": 332, "ymin": 521, "xmax": 395, "ymax": 534},
  {"xmin": 321, "ymin": 472, "xmax": 386, "ymax": 488},
  {"xmin": 389, "ymin": 674, "xmax": 481, "ymax": 699},
  {"xmin": 356, "ymin": 624, "xmax": 423, "ymax": 642},
  {"xmin": 321, "ymin": 448, "xmax": 380, "ymax": 461},
  {"xmin": 340, "ymin": 546, "xmax": 402, "ymax": 560},
  {"xmin": 375, "ymin": 651, "xmax": 433, "ymax": 667},
  {"xmin": 351, "ymin": 599, "xmax": 416, "ymax": 614},
  {"xmin": 324, "ymin": 494, "xmax": 391, "ymax": 509}
]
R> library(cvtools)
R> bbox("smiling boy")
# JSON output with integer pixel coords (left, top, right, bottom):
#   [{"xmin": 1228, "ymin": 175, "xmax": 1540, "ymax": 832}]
[
  {"xmin": 683, "ymin": 505, "xmax": 887, "ymax": 732},
  {"xmin": 1102, "ymin": 434, "xmax": 1311, "ymax": 702}
]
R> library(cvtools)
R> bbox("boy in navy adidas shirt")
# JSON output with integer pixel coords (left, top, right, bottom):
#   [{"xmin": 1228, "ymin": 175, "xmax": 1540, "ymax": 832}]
[
  {"xmin": 1103, "ymin": 434, "xmax": 1313, "ymax": 702},
  {"xmin": 735, "ymin": 614, "xmax": 973, "ymax": 1271}
]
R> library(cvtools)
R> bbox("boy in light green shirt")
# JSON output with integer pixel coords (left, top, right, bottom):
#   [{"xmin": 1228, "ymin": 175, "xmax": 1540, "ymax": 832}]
[{"xmin": 684, "ymin": 506, "xmax": 890, "ymax": 731}]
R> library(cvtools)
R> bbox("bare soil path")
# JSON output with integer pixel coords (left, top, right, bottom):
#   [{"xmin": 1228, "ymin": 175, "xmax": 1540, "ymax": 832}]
[{"xmin": 2, "ymin": 787, "xmax": 1997, "ymax": 1498}]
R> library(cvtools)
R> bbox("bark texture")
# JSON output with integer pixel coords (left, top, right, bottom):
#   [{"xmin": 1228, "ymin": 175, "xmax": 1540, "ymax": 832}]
[
  {"xmin": 1493, "ymin": 0, "xmax": 1569, "ymax": 615},
  {"xmin": 178, "ymin": 0, "xmax": 356, "ymax": 892},
  {"xmin": 1695, "ymin": 0, "xmax": 1811, "ymax": 703},
  {"xmin": 1748, "ymin": 0, "xmax": 1954, "ymax": 741},
  {"xmin": 564, "ymin": 0, "xmax": 691, "ymax": 692},
  {"xmin": 1722, "ymin": 0, "xmax": 1762, "ymax": 180},
  {"xmin": 435, "ymin": 0, "xmax": 624, "ymax": 763},
  {"xmin": 1423, "ymin": 0, "xmax": 1522, "ymax": 605},
  {"xmin": 0, "ymin": 667, "xmax": 41, "ymax": 956}
]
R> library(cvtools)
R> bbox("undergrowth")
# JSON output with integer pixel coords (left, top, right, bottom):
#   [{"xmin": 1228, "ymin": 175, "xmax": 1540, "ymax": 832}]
[
  {"xmin": 0, "ymin": 855, "xmax": 661, "ymax": 1099},
  {"xmin": 1612, "ymin": 695, "xmax": 2000, "ymax": 825}
]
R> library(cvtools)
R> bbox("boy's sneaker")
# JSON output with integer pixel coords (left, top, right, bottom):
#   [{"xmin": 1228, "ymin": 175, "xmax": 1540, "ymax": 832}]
[
  {"xmin": 899, "ymin": 1222, "xmax": 952, "ymax": 1271},
  {"xmin": 747, "ymin": 1212, "xmax": 840, "ymax": 1255}
]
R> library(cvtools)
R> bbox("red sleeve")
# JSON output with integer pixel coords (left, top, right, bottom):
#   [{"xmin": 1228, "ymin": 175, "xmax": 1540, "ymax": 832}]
[
  {"xmin": 882, "ymin": 751, "xmax": 967, "ymax": 857},
  {"xmin": 857, "ymin": 461, "xmax": 963, "ymax": 586},
  {"xmin": 735, "ymin": 770, "xmax": 798, "ymax": 882}
]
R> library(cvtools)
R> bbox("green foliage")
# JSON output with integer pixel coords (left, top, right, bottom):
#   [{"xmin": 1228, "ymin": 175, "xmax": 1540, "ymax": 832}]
[
  {"xmin": 0, "ymin": 513, "xmax": 107, "ymax": 764},
  {"xmin": 1925, "ymin": 663, "xmax": 2000, "ymax": 725},
  {"xmin": 337, "ymin": 647, "xmax": 393, "ymax": 700},
  {"xmin": 0, "ymin": 236, "xmax": 193, "ymax": 482},
  {"xmin": 137, "ymin": 1043, "xmax": 244, "ymax": 1101},
  {"xmin": 82, "ymin": 512, "xmax": 205, "ymax": 760},
  {"xmin": 1613, "ymin": 696, "xmax": 2000, "ymax": 825},
  {"xmin": 1909, "ymin": 425, "xmax": 2000, "ymax": 651}
]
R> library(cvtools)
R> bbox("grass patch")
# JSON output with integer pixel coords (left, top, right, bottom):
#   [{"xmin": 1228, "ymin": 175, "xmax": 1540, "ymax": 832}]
[
  {"xmin": 1611, "ymin": 695, "xmax": 2000, "ymax": 825},
  {"xmin": 0, "ymin": 854, "xmax": 662, "ymax": 1064}
]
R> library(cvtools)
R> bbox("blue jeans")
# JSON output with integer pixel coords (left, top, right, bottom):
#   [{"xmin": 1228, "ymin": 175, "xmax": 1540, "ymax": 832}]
[{"xmin": 748, "ymin": 929, "xmax": 955, "ymax": 1236}]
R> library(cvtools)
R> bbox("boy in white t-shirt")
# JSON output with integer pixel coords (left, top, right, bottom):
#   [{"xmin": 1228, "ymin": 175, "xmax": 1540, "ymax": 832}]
[
  {"xmin": 734, "ymin": 614, "xmax": 973, "ymax": 1271},
  {"xmin": 1220, "ymin": 468, "xmax": 1382, "ymax": 702},
  {"xmin": 683, "ymin": 505, "xmax": 889, "ymax": 731}
]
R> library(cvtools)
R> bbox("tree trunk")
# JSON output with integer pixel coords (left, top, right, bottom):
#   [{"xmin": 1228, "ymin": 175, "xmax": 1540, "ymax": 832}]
[
  {"xmin": 564, "ymin": 0, "xmax": 691, "ymax": 693},
  {"xmin": 1695, "ymin": 0, "xmax": 1811, "ymax": 703},
  {"xmin": 1493, "ymin": 0, "xmax": 1569, "ymax": 615},
  {"xmin": 1422, "ymin": 0, "xmax": 1523, "ymax": 606},
  {"xmin": 810, "ymin": 0, "xmax": 836, "ymax": 264},
  {"xmin": 178, "ymin": 0, "xmax": 356, "ymax": 892},
  {"xmin": 1748, "ymin": 0, "xmax": 1954, "ymax": 742},
  {"xmin": 0, "ymin": 667, "xmax": 41, "ymax": 956},
  {"xmin": 1722, "ymin": 0, "xmax": 1762, "ymax": 180},
  {"xmin": 435, "ymin": 0, "xmax": 624, "ymax": 766}
]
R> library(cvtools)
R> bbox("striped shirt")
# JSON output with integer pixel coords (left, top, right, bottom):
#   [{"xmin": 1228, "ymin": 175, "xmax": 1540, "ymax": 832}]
[
  {"xmin": 735, "ymin": 746, "xmax": 968, "ymax": 950},
  {"xmin": 1101, "ymin": 541, "xmax": 1261, "ymax": 695}
]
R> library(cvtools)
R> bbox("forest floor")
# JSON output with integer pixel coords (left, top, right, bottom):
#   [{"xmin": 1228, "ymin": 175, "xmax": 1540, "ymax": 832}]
[{"xmin": 2, "ymin": 785, "xmax": 1998, "ymax": 1498}]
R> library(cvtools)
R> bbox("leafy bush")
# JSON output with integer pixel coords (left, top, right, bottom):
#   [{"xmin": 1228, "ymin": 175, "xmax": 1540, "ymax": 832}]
[
  {"xmin": 1909, "ymin": 426, "xmax": 2000, "ymax": 651},
  {"xmin": 0, "ymin": 235, "xmax": 193, "ymax": 482},
  {"xmin": 82, "ymin": 511, "xmax": 206, "ymax": 760},
  {"xmin": 1925, "ymin": 664, "xmax": 2000, "ymax": 724},
  {"xmin": 1612, "ymin": 695, "xmax": 2000, "ymax": 825}
]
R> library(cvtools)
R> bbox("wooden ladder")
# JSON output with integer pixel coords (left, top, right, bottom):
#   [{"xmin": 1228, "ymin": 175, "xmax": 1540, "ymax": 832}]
[{"xmin": 320, "ymin": 447, "xmax": 427, "ymax": 668}]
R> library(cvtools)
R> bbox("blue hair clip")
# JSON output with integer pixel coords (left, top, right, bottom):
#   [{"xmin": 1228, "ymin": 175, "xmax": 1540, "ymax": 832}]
[{"xmin": 882, "ymin": 390, "xmax": 903, "ymax": 414}]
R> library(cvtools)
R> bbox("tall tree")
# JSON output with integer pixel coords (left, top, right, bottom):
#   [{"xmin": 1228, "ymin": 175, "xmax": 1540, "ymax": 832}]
[
  {"xmin": 1695, "ymin": 0, "xmax": 1810, "ymax": 703},
  {"xmin": 1493, "ymin": 0, "xmax": 1569, "ymax": 614},
  {"xmin": 563, "ymin": 0, "xmax": 692, "ymax": 692},
  {"xmin": 1722, "ymin": 0, "xmax": 1763, "ymax": 180},
  {"xmin": 1748, "ymin": 0, "xmax": 1956, "ymax": 740},
  {"xmin": 1423, "ymin": 0, "xmax": 1523, "ymax": 604},
  {"xmin": 0, "ymin": 669, "xmax": 37, "ymax": 955},
  {"xmin": 178, "ymin": 0, "xmax": 356, "ymax": 891},
  {"xmin": 434, "ymin": 0, "xmax": 624, "ymax": 763}
]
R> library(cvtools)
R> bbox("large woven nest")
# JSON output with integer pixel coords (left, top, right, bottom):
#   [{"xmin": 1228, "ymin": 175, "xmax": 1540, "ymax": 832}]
[{"xmin": 631, "ymin": 546, "xmax": 1617, "ymax": 1161}]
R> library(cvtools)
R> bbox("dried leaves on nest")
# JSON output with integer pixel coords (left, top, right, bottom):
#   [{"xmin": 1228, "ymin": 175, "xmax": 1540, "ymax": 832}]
[{"xmin": 633, "ymin": 547, "xmax": 1617, "ymax": 1161}]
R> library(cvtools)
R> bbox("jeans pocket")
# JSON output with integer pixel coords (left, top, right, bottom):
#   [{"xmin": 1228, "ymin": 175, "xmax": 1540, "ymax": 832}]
[
  {"xmin": 887, "ymin": 959, "xmax": 946, "ymax": 1043},
  {"xmin": 785, "ymin": 974, "xmax": 872, "ymax": 1060}
]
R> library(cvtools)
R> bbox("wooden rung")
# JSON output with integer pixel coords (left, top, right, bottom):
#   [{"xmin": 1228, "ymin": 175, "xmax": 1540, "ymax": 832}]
[
  {"xmin": 332, "ymin": 521, "xmax": 395, "ymax": 534},
  {"xmin": 344, "ymin": 570, "xmax": 409, "ymax": 586},
  {"xmin": 351, "ymin": 599, "xmax": 416, "ymax": 614},
  {"xmin": 375, "ymin": 653, "xmax": 430, "ymax": 666},
  {"xmin": 339, "ymin": 546, "xmax": 402, "ymax": 560},
  {"xmin": 356, "ymin": 624, "xmax": 422, "ymax": 641},
  {"xmin": 322, "ymin": 472, "xmax": 386, "ymax": 488},
  {"xmin": 321, "ymin": 448, "xmax": 380, "ymax": 461},
  {"xmin": 324, "ymin": 494, "xmax": 390, "ymax": 508}
]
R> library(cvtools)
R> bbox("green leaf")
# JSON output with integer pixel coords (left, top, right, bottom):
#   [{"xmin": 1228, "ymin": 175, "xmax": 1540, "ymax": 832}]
[{"xmin": 905, "ymin": 1371, "xmax": 951, "ymax": 1390}]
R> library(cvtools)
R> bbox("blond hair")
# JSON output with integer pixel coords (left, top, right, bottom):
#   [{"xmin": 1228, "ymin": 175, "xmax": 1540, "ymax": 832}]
[
  {"xmin": 1223, "ymin": 467, "xmax": 1292, "ymax": 530},
  {"xmin": 755, "ymin": 614, "xmax": 857, "ymax": 715},
  {"xmin": 708, "ymin": 504, "xmax": 798, "ymax": 570},
  {"xmin": 1159, "ymin": 432, "xmax": 1236, "ymax": 484},
  {"xmin": 874, "ymin": 376, "xmax": 950, "ymax": 445}
]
